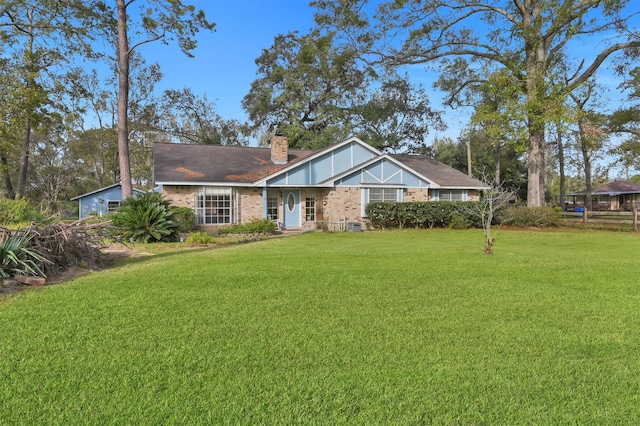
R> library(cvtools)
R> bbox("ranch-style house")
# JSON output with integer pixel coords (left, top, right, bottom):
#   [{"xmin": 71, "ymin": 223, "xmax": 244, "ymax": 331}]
[{"xmin": 153, "ymin": 136, "xmax": 486, "ymax": 230}]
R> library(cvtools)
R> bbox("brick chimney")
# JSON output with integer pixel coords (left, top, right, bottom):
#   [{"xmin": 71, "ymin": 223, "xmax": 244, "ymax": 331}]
[{"xmin": 270, "ymin": 133, "xmax": 288, "ymax": 164}]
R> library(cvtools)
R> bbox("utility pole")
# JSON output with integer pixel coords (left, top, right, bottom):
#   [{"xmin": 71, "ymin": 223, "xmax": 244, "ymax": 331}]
[{"xmin": 466, "ymin": 140, "xmax": 472, "ymax": 177}]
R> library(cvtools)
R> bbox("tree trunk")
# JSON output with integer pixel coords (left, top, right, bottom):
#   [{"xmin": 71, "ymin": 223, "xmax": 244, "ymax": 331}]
[
  {"xmin": 116, "ymin": 0, "xmax": 133, "ymax": 199},
  {"xmin": 582, "ymin": 145, "xmax": 593, "ymax": 212},
  {"xmin": 1, "ymin": 156, "xmax": 15, "ymax": 199},
  {"xmin": 494, "ymin": 141, "xmax": 501, "ymax": 187},
  {"xmin": 524, "ymin": 1, "xmax": 548, "ymax": 208},
  {"xmin": 16, "ymin": 15, "xmax": 36, "ymax": 200},
  {"xmin": 15, "ymin": 118, "xmax": 31, "ymax": 199},
  {"xmin": 466, "ymin": 140, "xmax": 472, "ymax": 177},
  {"xmin": 557, "ymin": 128, "xmax": 566, "ymax": 210},
  {"xmin": 527, "ymin": 128, "xmax": 546, "ymax": 207}
]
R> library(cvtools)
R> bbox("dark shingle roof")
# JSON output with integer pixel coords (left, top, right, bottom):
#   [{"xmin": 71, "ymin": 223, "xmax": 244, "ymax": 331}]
[
  {"xmin": 153, "ymin": 143, "xmax": 313, "ymax": 184},
  {"xmin": 153, "ymin": 142, "xmax": 487, "ymax": 189},
  {"xmin": 390, "ymin": 154, "xmax": 486, "ymax": 188},
  {"xmin": 591, "ymin": 180, "xmax": 640, "ymax": 195}
]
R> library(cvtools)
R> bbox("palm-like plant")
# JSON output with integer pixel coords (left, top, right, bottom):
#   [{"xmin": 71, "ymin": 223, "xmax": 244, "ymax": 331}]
[
  {"xmin": 112, "ymin": 193, "xmax": 179, "ymax": 243},
  {"xmin": 0, "ymin": 229, "xmax": 49, "ymax": 278}
]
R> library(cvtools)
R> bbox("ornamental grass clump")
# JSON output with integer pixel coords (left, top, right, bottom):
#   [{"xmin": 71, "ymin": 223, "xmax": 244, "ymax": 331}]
[{"xmin": 0, "ymin": 229, "xmax": 49, "ymax": 278}]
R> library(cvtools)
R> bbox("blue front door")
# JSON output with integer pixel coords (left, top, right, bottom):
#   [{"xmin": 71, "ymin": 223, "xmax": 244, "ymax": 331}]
[{"xmin": 283, "ymin": 189, "xmax": 300, "ymax": 228}]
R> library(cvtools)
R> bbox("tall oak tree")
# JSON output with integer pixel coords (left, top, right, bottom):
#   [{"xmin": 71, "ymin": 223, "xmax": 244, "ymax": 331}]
[{"xmin": 313, "ymin": 0, "xmax": 640, "ymax": 206}]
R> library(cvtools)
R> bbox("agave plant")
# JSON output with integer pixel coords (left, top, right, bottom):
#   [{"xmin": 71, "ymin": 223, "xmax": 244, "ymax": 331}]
[{"xmin": 0, "ymin": 229, "xmax": 49, "ymax": 278}]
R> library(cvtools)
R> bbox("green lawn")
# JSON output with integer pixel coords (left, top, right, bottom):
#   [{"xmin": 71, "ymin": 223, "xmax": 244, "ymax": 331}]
[{"xmin": 1, "ymin": 229, "xmax": 640, "ymax": 424}]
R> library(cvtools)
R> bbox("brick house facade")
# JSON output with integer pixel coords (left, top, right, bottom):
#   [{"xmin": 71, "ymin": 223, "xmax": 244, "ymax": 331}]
[{"xmin": 154, "ymin": 137, "xmax": 485, "ymax": 230}]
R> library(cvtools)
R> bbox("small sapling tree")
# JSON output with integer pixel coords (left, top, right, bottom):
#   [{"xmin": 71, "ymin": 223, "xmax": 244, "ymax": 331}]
[{"xmin": 471, "ymin": 172, "xmax": 518, "ymax": 254}]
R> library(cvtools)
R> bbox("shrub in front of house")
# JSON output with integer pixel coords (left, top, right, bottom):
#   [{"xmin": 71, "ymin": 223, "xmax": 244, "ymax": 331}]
[
  {"xmin": 448, "ymin": 213, "xmax": 473, "ymax": 229},
  {"xmin": 365, "ymin": 202, "xmax": 399, "ymax": 230},
  {"xmin": 366, "ymin": 201, "xmax": 482, "ymax": 230},
  {"xmin": 218, "ymin": 218, "xmax": 277, "ymax": 235},
  {"xmin": 497, "ymin": 206, "xmax": 563, "ymax": 227},
  {"xmin": 184, "ymin": 231, "xmax": 216, "ymax": 244},
  {"xmin": 111, "ymin": 192, "xmax": 179, "ymax": 243},
  {"xmin": 170, "ymin": 206, "xmax": 196, "ymax": 233}
]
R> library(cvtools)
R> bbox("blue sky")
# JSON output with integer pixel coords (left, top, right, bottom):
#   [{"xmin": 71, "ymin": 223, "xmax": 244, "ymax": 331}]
[
  {"xmin": 138, "ymin": 0, "xmax": 471, "ymax": 143},
  {"xmin": 135, "ymin": 0, "xmax": 637, "ymax": 157},
  {"xmin": 139, "ymin": 0, "xmax": 317, "ymax": 122}
]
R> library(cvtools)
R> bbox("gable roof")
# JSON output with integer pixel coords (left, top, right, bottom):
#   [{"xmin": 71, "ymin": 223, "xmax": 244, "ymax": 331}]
[
  {"xmin": 153, "ymin": 139, "xmax": 487, "ymax": 190},
  {"xmin": 321, "ymin": 153, "xmax": 440, "ymax": 188},
  {"xmin": 252, "ymin": 137, "xmax": 382, "ymax": 186},
  {"xmin": 390, "ymin": 154, "xmax": 487, "ymax": 189},
  {"xmin": 570, "ymin": 180, "xmax": 640, "ymax": 196},
  {"xmin": 592, "ymin": 180, "xmax": 640, "ymax": 195},
  {"xmin": 153, "ymin": 143, "xmax": 314, "ymax": 185},
  {"xmin": 70, "ymin": 183, "xmax": 145, "ymax": 200}
]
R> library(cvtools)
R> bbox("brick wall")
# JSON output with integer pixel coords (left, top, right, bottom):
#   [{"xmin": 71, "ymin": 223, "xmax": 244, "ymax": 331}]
[
  {"xmin": 404, "ymin": 188, "xmax": 431, "ymax": 202},
  {"xmin": 467, "ymin": 190, "xmax": 480, "ymax": 201},
  {"xmin": 238, "ymin": 187, "xmax": 263, "ymax": 223},
  {"xmin": 163, "ymin": 185, "xmax": 264, "ymax": 225},
  {"xmin": 162, "ymin": 186, "xmax": 195, "ymax": 208},
  {"xmin": 162, "ymin": 185, "xmax": 480, "ymax": 229},
  {"xmin": 270, "ymin": 135, "xmax": 288, "ymax": 164},
  {"xmin": 322, "ymin": 187, "xmax": 363, "ymax": 225}
]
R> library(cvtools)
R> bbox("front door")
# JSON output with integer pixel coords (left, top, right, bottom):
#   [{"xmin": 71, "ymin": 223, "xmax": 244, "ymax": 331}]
[{"xmin": 283, "ymin": 189, "xmax": 300, "ymax": 228}]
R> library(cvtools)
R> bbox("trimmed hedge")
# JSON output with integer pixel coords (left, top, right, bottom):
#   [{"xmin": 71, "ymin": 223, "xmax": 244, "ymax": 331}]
[
  {"xmin": 365, "ymin": 202, "xmax": 564, "ymax": 230},
  {"xmin": 365, "ymin": 201, "xmax": 483, "ymax": 230}
]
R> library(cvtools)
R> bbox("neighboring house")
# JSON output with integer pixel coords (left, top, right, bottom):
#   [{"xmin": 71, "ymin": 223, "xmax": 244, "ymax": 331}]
[
  {"xmin": 153, "ymin": 136, "xmax": 487, "ymax": 229},
  {"xmin": 71, "ymin": 183, "xmax": 145, "ymax": 219},
  {"xmin": 566, "ymin": 180, "xmax": 640, "ymax": 211}
]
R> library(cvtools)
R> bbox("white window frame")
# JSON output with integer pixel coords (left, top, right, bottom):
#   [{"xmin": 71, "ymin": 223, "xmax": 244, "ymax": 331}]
[
  {"xmin": 438, "ymin": 190, "xmax": 465, "ymax": 202},
  {"xmin": 195, "ymin": 187, "xmax": 236, "ymax": 225},
  {"xmin": 305, "ymin": 196, "xmax": 316, "ymax": 221},
  {"xmin": 362, "ymin": 187, "xmax": 404, "ymax": 217},
  {"xmin": 369, "ymin": 188, "xmax": 399, "ymax": 203},
  {"xmin": 266, "ymin": 196, "xmax": 278, "ymax": 221}
]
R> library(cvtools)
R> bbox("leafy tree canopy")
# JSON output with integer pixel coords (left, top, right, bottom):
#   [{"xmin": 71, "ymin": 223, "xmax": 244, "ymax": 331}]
[{"xmin": 312, "ymin": 0, "xmax": 640, "ymax": 206}]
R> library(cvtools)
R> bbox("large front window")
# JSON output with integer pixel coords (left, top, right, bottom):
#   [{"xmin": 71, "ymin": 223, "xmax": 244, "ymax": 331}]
[{"xmin": 196, "ymin": 187, "xmax": 235, "ymax": 225}]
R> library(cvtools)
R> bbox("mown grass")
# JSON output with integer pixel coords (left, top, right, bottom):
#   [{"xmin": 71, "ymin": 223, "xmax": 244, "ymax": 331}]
[{"xmin": 1, "ymin": 229, "xmax": 640, "ymax": 424}]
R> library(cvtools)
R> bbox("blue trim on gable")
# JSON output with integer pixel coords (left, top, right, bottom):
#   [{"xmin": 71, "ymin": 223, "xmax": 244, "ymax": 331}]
[
  {"xmin": 336, "ymin": 158, "xmax": 430, "ymax": 187},
  {"xmin": 266, "ymin": 139, "xmax": 377, "ymax": 186}
]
